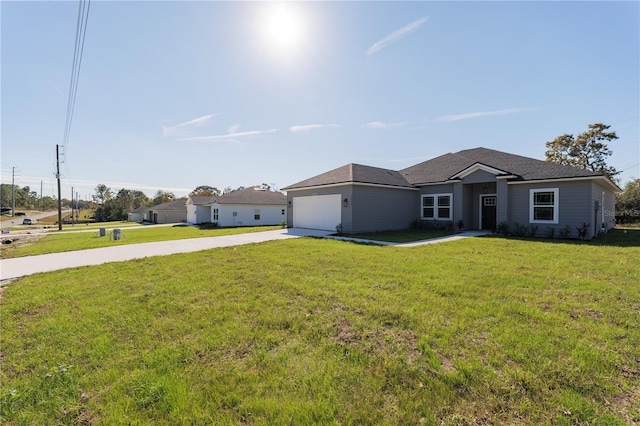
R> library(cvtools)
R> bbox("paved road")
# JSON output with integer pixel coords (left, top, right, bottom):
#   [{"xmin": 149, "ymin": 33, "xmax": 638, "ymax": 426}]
[
  {"xmin": 0, "ymin": 229, "xmax": 489, "ymax": 281},
  {"xmin": 0, "ymin": 210, "xmax": 71, "ymax": 229},
  {"xmin": 0, "ymin": 228, "xmax": 332, "ymax": 281}
]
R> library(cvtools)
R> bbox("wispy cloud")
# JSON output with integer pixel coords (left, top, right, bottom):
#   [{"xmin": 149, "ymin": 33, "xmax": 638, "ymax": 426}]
[
  {"xmin": 434, "ymin": 107, "xmax": 538, "ymax": 122},
  {"xmin": 290, "ymin": 123, "xmax": 341, "ymax": 133},
  {"xmin": 367, "ymin": 17, "xmax": 428, "ymax": 55},
  {"xmin": 227, "ymin": 123, "xmax": 241, "ymax": 134},
  {"xmin": 162, "ymin": 113, "xmax": 220, "ymax": 137},
  {"xmin": 177, "ymin": 128, "xmax": 278, "ymax": 142},
  {"xmin": 365, "ymin": 121, "xmax": 410, "ymax": 129}
]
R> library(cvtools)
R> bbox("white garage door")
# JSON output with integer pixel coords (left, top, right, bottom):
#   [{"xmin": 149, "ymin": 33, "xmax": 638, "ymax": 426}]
[{"xmin": 293, "ymin": 194, "xmax": 341, "ymax": 231}]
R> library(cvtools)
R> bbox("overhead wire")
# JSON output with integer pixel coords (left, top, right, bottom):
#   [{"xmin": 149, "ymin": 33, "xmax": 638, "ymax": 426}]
[{"xmin": 61, "ymin": 0, "xmax": 91, "ymax": 164}]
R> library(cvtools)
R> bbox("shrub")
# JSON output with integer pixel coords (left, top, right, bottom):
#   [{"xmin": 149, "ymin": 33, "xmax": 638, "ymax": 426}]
[
  {"xmin": 576, "ymin": 222, "xmax": 591, "ymax": 240},
  {"xmin": 496, "ymin": 221, "xmax": 510, "ymax": 235},
  {"xmin": 335, "ymin": 223, "xmax": 343, "ymax": 235},
  {"xmin": 513, "ymin": 222, "xmax": 528, "ymax": 237},
  {"xmin": 558, "ymin": 225, "xmax": 571, "ymax": 239},
  {"xmin": 198, "ymin": 222, "xmax": 219, "ymax": 229},
  {"xmin": 528, "ymin": 225, "xmax": 538, "ymax": 238},
  {"xmin": 546, "ymin": 227, "xmax": 556, "ymax": 239}
]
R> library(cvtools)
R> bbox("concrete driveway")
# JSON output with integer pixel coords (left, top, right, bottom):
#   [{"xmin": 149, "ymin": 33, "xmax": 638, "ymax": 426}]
[
  {"xmin": 0, "ymin": 228, "xmax": 490, "ymax": 281},
  {"xmin": 0, "ymin": 228, "xmax": 332, "ymax": 281}
]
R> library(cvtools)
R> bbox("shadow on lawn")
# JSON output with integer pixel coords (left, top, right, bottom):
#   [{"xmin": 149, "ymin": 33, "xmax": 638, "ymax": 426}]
[{"xmin": 484, "ymin": 228, "xmax": 640, "ymax": 248}]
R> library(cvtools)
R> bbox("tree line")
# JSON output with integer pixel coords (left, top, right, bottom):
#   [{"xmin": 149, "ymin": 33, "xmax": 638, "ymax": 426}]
[{"xmin": 0, "ymin": 184, "xmax": 79, "ymax": 211}]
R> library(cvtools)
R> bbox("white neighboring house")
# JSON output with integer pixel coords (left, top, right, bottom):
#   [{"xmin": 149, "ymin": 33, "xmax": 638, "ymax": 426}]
[
  {"xmin": 186, "ymin": 196, "xmax": 213, "ymax": 224},
  {"xmin": 187, "ymin": 186, "xmax": 287, "ymax": 227}
]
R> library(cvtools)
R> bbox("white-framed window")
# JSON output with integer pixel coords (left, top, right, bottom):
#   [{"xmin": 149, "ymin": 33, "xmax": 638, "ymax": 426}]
[
  {"xmin": 529, "ymin": 188, "xmax": 559, "ymax": 224},
  {"xmin": 254, "ymin": 209, "xmax": 261, "ymax": 220},
  {"xmin": 421, "ymin": 193, "xmax": 453, "ymax": 220},
  {"xmin": 213, "ymin": 208, "xmax": 219, "ymax": 221}
]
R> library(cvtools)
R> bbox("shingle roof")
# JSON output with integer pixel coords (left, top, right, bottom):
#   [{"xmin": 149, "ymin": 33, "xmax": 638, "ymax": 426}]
[
  {"xmin": 282, "ymin": 163, "xmax": 414, "ymax": 190},
  {"xmin": 188, "ymin": 195, "xmax": 214, "ymax": 206},
  {"xmin": 149, "ymin": 199, "xmax": 188, "ymax": 210},
  {"xmin": 283, "ymin": 147, "xmax": 608, "ymax": 190},
  {"xmin": 214, "ymin": 186, "xmax": 286, "ymax": 205},
  {"xmin": 400, "ymin": 147, "xmax": 601, "ymax": 184}
]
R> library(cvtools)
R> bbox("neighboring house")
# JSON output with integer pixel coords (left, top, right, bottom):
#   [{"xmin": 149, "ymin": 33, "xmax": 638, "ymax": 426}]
[
  {"xmin": 140, "ymin": 199, "xmax": 188, "ymax": 224},
  {"xmin": 282, "ymin": 147, "xmax": 620, "ymax": 238},
  {"xmin": 187, "ymin": 186, "xmax": 287, "ymax": 227},
  {"xmin": 127, "ymin": 206, "xmax": 147, "ymax": 222},
  {"xmin": 186, "ymin": 196, "xmax": 213, "ymax": 225}
]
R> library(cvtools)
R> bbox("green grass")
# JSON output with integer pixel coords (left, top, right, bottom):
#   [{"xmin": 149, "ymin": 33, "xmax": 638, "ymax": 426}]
[
  {"xmin": 1, "ymin": 230, "xmax": 639, "ymax": 424},
  {"xmin": 343, "ymin": 228, "xmax": 453, "ymax": 243},
  {"xmin": 0, "ymin": 225, "xmax": 280, "ymax": 259}
]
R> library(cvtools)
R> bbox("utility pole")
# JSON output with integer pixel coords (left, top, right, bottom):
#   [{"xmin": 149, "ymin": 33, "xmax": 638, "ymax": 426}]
[
  {"xmin": 56, "ymin": 145, "xmax": 62, "ymax": 231},
  {"xmin": 11, "ymin": 166, "xmax": 16, "ymax": 217},
  {"xmin": 41, "ymin": 180, "xmax": 44, "ymax": 211},
  {"xmin": 71, "ymin": 186, "xmax": 74, "ymax": 225}
]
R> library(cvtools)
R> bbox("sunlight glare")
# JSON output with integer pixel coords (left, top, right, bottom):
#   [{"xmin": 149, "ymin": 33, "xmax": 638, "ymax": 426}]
[{"xmin": 263, "ymin": 4, "xmax": 305, "ymax": 56}]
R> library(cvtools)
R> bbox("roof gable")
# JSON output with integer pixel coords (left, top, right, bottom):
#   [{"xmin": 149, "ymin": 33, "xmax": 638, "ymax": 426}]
[{"xmin": 449, "ymin": 162, "xmax": 512, "ymax": 180}]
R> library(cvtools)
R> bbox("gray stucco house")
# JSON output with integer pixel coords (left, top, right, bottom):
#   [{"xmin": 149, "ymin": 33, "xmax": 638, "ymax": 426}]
[
  {"xmin": 135, "ymin": 199, "xmax": 188, "ymax": 224},
  {"xmin": 282, "ymin": 147, "xmax": 620, "ymax": 238}
]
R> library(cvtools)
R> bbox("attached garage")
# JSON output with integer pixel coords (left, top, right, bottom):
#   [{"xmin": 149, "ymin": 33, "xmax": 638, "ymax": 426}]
[{"xmin": 293, "ymin": 194, "xmax": 341, "ymax": 231}]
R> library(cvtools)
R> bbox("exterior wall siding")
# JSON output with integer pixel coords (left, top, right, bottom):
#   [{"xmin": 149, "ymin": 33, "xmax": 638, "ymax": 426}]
[
  {"xmin": 148, "ymin": 210, "xmax": 187, "ymax": 224},
  {"xmin": 507, "ymin": 181, "xmax": 592, "ymax": 238},
  {"xmin": 187, "ymin": 205, "xmax": 211, "ymax": 224},
  {"xmin": 460, "ymin": 170, "xmax": 497, "ymax": 184},
  {"xmin": 350, "ymin": 186, "xmax": 417, "ymax": 233},
  {"xmin": 496, "ymin": 180, "xmax": 509, "ymax": 225},
  {"xmin": 214, "ymin": 203, "xmax": 286, "ymax": 227},
  {"xmin": 591, "ymin": 181, "xmax": 616, "ymax": 234},
  {"xmin": 461, "ymin": 185, "xmax": 474, "ymax": 230}
]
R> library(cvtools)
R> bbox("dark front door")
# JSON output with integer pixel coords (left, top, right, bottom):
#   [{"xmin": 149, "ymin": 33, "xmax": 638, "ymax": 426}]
[{"xmin": 481, "ymin": 196, "xmax": 497, "ymax": 230}]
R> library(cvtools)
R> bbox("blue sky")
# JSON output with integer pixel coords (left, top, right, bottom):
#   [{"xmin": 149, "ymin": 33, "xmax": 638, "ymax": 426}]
[{"xmin": 2, "ymin": 1, "xmax": 639, "ymax": 200}]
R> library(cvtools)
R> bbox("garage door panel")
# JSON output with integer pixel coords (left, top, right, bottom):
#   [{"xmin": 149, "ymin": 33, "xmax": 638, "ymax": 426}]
[{"xmin": 293, "ymin": 195, "xmax": 341, "ymax": 231}]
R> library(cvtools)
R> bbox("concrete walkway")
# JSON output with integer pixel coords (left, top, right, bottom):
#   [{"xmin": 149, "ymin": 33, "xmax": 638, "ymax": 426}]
[
  {"xmin": 333, "ymin": 230, "xmax": 491, "ymax": 247},
  {"xmin": 0, "ymin": 229, "xmax": 490, "ymax": 281}
]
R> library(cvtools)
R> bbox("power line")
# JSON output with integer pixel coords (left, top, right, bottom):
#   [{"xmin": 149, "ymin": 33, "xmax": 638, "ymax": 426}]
[
  {"xmin": 58, "ymin": 0, "xmax": 91, "ymax": 230},
  {"xmin": 61, "ymin": 0, "xmax": 91, "ymax": 163}
]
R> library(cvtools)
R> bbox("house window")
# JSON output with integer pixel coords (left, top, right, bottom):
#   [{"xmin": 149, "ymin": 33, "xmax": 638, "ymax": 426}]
[
  {"xmin": 529, "ymin": 188, "xmax": 558, "ymax": 223},
  {"xmin": 281, "ymin": 209, "xmax": 285, "ymax": 215},
  {"xmin": 421, "ymin": 193, "xmax": 453, "ymax": 220},
  {"xmin": 254, "ymin": 209, "xmax": 260, "ymax": 220},
  {"xmin": 213, "ymin": 208, "xmax": 219, "ymax": 221}
]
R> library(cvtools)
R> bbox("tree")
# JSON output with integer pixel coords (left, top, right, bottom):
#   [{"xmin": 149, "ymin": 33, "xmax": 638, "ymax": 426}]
[
  {"xmin": 151, "ymin": 190, "xmax": 175, "ymax": 205},
  {"xmin": 616, "ymin": 179, "xmax": 640, "ymax": 223},
  {"xmin": 92, "ymin": 184, "xmax": 114, "ymax": 205},
  {"xmin": 259, "ymin": 183, "xmax": 278, "ymax": 191},
  {"xmin": 190, "ymin": 185, "xmax": 220, "ymax": 196},
  {"xmin": 545, "ymin": 123, "xmax": 619, "ymax": 180}
]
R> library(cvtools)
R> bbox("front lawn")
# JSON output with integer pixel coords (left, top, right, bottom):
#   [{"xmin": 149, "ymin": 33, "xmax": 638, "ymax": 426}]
[
  {"xmin": 1, "ymin": 231, "xmax": 638, "ymax": 424},
  {"xmin": 0, "ymin": 225, "xmax": 280, "ymax": 259}
]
